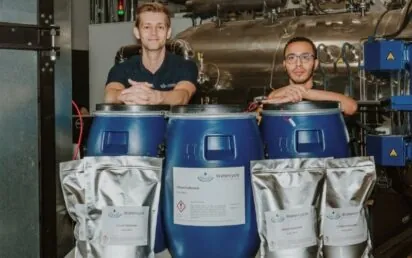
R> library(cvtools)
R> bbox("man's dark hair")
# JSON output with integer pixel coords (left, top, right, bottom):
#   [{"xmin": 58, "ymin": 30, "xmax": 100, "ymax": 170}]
[{"xmin": 283, "ymin": 37, "xmax": 317, "ymax": 59}]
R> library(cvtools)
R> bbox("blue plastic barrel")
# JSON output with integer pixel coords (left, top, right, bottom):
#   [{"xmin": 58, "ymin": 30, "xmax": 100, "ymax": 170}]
[
  {"xmin": 260, "ymin": 101, "xmax": 350, "ymax": 159},
  {"xmin": 163, "ymin": 105, "xmax": 264, "ymax": 258},
  {"xmin": 86, "ymin": 104, "xmax": 169, "ymax": 157},
  {"xmin": 85, "ymin": 103, "xmax": 169, "ymax": 253}
]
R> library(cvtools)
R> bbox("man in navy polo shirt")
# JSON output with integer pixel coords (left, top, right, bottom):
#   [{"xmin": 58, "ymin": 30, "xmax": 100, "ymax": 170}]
[{"xmin": 104, "ymin": 2, "xmax": 198, "ymax": 105}]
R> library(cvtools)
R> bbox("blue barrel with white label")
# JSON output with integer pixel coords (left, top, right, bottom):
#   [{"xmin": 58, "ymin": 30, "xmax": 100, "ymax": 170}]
[
  {"xmin": 163, "ymin": 105, "xmax": 264, "ymax": 258},
  {"xmin": 260, "ymin": 101, "xmax": 350, "ymax": 159},
  {"xmin": 85, "ymin": 103, "xmax": 169, "ymax": 253}
]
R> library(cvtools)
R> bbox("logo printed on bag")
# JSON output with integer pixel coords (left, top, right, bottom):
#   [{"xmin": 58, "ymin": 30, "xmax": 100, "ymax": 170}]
[
  {"xmin": 197, "ymin": 172, "xmax": 214, "ymax": 182},
  {"xmin": 271, "ymin": 213, "xmax": 285, "ymax": 223},
  {"xmin": 108, "ymin": 209, "xmax": 122, "ymax": 218},
  {"xmin": 326, "ymin": 210, "xmax": 341, "ymax": 220}
]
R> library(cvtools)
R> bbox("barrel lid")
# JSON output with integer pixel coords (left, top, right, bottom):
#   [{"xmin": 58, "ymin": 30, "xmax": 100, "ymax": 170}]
[
  {"xmin": 263, "ymin": 101, "xmax": 339, "ymax": 111},
  {"xmin": 95, "ymin": 104, "xmax": 170, "ymax": 112},
  {"xmin": 170, "ymin": 104, "xmax": 244, "ymax": 114}
]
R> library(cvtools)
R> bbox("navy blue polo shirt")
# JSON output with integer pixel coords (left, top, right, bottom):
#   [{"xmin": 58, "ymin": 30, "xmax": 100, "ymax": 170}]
[{"xmin": 106, "ymin": 52, "xmax": 198, "ymax": 91}]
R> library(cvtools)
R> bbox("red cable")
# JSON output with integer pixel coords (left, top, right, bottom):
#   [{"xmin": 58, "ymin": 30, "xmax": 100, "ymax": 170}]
[
  {"xmin": 72, "ymin": 100, "xmax": 83, "ymax": 160},
  {"xmin": 246, "ymin": 102, "xmax": 259, "ymax": 112}
]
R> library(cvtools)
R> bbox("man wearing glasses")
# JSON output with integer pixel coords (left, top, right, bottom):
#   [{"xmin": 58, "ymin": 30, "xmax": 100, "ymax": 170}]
[{"xmin": 264, "ymin": 37, "xmax": 358, "ymax": 115}]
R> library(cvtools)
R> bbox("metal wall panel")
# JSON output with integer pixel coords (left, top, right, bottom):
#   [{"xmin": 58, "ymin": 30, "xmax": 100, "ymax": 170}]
[
  {"xmin": 0, "ymin": 0, "xmax": 74, "ymax": 256},
  {"xmin": 0, "ymin": 0, "xmax": 37, "ymax": 24},
  {"xmin": 0, "ymin": 49, "xmax": 40, "ymax": 258}
]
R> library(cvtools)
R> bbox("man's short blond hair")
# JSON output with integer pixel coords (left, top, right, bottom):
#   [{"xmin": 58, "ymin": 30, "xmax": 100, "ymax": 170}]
[{"xmin": 135, "ymin": 2, "xmax": 171, "ymax": 28}]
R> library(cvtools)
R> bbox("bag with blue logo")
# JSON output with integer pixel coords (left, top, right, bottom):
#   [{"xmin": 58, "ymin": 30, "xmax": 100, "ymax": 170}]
[
  {"xmin": 319, "ymin": 156, "xmax": 376, "ymax": 258},
  {"xmin": 251, "ymin": 158, "xmax": 330, "ymax": 258},
  {"xmin": 60, "ymin": 156, "xmax": 163, "ymax": 258}
]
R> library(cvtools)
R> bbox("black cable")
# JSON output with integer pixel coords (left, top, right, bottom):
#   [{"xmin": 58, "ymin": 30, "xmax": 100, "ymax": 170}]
[
  {"xmin": 373, "ymin": 9, "xmax": 391, "ymax": 37},
  {"xmin": 354, "ymin": 120, "xmax": 383, "ymax": 135},
  {"xmin": 346, "ymin": 117, "xmax": 383, "ymax": 135},
  {"xmin": 374, "ymin": 0, "xmax": 412, "ymax": 38}
]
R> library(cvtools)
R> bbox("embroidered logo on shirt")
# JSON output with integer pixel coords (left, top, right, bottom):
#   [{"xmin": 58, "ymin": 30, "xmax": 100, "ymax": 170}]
[{"xmin": 160, "ymin": 83, "xmax": 176, "ymax": 89}]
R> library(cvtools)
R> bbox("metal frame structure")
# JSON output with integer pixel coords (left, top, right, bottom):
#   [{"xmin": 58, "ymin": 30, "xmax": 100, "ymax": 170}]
[
  {"xmin": 0, "ymin": 0, "xmax": 73, "ymax": 256},
  {"xmin": 39, "ymin": 2, "xmax": 59, "ymax": 256}
]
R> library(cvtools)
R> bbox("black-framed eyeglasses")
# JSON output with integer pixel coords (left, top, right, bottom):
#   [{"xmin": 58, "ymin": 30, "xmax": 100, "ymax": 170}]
[{"xmin": 285, "ymin": 53, "xmax": 315, "ymax": 64}]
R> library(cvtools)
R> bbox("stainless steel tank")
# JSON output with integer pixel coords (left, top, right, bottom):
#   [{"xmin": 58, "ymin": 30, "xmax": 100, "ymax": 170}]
[
  {"xmin": 176, "ymin": 8, "xmax": 412, "ymax": 101},
  {"xmin": 185, "ymin": 0, "xmax": 287, "ymax": 16}
]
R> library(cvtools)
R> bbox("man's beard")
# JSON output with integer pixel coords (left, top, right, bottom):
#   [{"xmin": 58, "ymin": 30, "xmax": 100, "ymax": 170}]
[{"xmin": 287, "ymin": 67, "xmax": 315, "ymax": 85}]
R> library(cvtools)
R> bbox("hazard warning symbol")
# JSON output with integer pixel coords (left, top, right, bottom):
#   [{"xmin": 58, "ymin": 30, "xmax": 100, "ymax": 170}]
[
  {"xmin": 389, "ymin": 149, "xmax": 398, "ymax": 157},
  {"xmin": 177, "ymin": 200, "xmax": 186, "ymax": 213},
  {"xmin": 386, "ymin": 52, "xmax": 395, "ymax": 61}
]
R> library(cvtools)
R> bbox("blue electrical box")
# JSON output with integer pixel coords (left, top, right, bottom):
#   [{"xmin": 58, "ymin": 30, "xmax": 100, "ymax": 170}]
[
  {"xmin": 366, "ymin": 135, "xmax": 408, "ymax": 166},
  {"xmin": 390, "ymin": 95, "xmax": 412, "ymax": 111},
  {"xmin": 364, "ymin": 40, "xmax": 405, "ymax": 71}
]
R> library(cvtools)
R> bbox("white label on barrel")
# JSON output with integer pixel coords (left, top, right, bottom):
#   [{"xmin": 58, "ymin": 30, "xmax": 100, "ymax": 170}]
[
  {"xmin": 265, "ymin": 207, "xmax": 317, "ymax": 251},
  {"xmin": 323, "ymin": 206, "xmax": 368, "ymax": 246},
  {"xmin": 173, "ymin": 166, "xmax": 245, "ymax": 226}
]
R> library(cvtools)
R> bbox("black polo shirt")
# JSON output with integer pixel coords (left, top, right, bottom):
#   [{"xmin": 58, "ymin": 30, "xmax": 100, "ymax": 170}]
[{"xmin": 106, "ymin": 52, "xmax": 198, "ymax": 91}]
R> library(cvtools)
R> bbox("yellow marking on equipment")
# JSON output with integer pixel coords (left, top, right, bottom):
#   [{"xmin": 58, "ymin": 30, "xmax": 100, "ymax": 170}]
[
  {"xmin": 389, "ymin": 149, "xmax": 398, "ymax": 157},
  {"xmin": 386, "ymin": 52, "xmax": 395, "ymax": 61}
]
